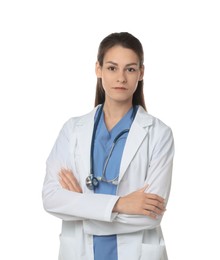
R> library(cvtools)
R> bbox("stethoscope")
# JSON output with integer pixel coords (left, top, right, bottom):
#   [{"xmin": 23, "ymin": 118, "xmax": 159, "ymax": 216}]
[{"xmin": 86, "ymin": 104, "xmax": 137, "ymax": 190}]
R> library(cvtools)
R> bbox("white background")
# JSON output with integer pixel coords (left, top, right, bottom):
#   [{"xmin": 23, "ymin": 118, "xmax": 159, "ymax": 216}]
[{"xmin": 0, "ymin": 0, "xmax": 220, "ymax": 259}]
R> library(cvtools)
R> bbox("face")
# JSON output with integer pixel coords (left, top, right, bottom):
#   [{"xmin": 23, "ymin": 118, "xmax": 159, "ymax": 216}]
[{"xmin": 96, "ymin": 45, "xmax": 144, "ymax": 106}]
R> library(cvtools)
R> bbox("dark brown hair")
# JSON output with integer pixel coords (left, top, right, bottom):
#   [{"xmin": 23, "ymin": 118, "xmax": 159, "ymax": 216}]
[{"xmin": 94, "ymin": 32, "xmax": 147, "ymax": 110}]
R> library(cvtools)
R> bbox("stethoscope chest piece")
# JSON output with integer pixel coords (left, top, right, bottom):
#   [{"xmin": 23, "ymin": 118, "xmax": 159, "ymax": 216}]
[{"xmin": 85, "ymin": 174, "xmax": 99, "ymax": 190}]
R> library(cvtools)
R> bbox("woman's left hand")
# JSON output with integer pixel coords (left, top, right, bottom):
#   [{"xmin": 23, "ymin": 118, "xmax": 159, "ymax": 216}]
[{"xmin": 59, "ymin": 169, "xmax": 82, "ymax": 193}]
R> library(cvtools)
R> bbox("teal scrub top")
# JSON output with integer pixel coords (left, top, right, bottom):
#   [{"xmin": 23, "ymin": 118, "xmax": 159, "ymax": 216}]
[{"xmin": 93, "ymin": 106, "xmax": 137, "ymax": 260}]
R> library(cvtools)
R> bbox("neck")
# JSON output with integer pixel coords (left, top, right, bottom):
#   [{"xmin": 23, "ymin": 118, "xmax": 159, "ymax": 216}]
[{"xmin": 103, "ymin": 100, "xmax": 133, "ymax": 130}]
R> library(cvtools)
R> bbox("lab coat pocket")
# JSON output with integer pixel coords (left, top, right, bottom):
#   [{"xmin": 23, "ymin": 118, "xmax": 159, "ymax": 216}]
[{"xmin": 140, "ymin": 243, "xmax": 165, "ymax": 260}]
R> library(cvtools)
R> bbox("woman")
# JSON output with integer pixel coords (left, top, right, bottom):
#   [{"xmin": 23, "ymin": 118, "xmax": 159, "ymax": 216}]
[{"xmin": 42, "ymin": 32, "xmax": 174, "ymax": 260}]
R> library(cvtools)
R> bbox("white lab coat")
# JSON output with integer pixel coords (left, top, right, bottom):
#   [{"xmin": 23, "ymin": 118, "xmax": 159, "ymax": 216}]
[{"xmin": 42, "ymin": 105, "xmax": 174, "ymax": 260}]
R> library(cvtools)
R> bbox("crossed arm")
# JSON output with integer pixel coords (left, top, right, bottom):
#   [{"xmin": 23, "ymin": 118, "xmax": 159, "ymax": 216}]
[{"xmin": 59, "ymin": 169, "xmax": 166, "ymax": 220}]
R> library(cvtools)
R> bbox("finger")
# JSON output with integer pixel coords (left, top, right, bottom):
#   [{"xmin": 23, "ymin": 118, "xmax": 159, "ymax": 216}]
[
  {"xmin": 146, "ymin": 197, "xmax": 166, "ymax": 209},
  {"xmin": 59, "ymin": 175, "xmax": 70, "ymax": 190},
  {"xmin": 138, "ymin": 184, "xmax": 149, "ymax": 193},
  {"xmin": 141, "ymin": 209, "xmax": 159, "ymax": 219},
  {"xmin": 60, "ymin": 169, "xmax": 82, "ymax": 193},
  {"xmin": 59, "ymin": 172, "xmax": 75, "ymax": 191},
  {"xmin": 67, "ymin": 171, "xmax": 82, "ymax": 193},
  {"xmin": 71, "ymin": 179, "xmax": 82, "ymax": 193},
  {"xmin": 64, "ymin": 170, "xmax": 82, "ymax": 193},
  {"xmin": 145, "ymin": 193, "xmax": 165, "ymax": 203},
  {"xmin": 144, "ymin": 203, "xmax": 166, "ymax": 215}
]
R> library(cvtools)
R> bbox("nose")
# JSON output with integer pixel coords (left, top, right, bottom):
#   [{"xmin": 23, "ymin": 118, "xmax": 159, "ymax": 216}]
[
  {"xmin": 117, "ymin": 70, "xmax": 127, "ymax": 83},
  {"xmin": 117, "ymin": 79, "xmax": 127, "ymax": 83}
]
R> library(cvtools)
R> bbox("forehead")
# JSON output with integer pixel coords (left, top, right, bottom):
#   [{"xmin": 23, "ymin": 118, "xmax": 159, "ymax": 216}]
[{"xmin": 103, "ymin": 45, "xmax": 139, "ymax": 65}]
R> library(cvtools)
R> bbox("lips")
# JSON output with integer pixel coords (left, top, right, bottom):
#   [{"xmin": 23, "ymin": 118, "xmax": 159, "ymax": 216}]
[{"xmin": 113, "ymin": 87, "xmax": 127, "ymax": 90}]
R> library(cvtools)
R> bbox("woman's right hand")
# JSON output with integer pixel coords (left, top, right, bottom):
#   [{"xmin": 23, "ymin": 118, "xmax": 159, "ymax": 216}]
[
  {"xmin": 113, "ymin": 186, "xmax": 166, "ymax": 219},
  {"xmin": 59, "ymin": 168, "xmax": 82, "ymax": 193}
]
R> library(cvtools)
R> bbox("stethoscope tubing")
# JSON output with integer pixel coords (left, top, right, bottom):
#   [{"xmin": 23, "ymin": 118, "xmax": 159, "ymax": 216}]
[
  {"xmin": 86, "ymin": 104, "xmax": 138, "ymax": 190},
  {"xmin": 101, "ymin": 129, "xmax": 129, "ymax": 183}
]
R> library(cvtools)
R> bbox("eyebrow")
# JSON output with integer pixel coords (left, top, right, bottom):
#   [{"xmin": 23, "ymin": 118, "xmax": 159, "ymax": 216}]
[{"xmin": 105, "ymin": 61, "xmax": 139, "ymax": 67}]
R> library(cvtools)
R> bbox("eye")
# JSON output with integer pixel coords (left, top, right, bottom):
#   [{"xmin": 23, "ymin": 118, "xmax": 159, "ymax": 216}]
[
  {"xmin": 126, "ymin": 67, "xmax": 136, "ymax": 72},
  {"xmin": 107, "ymin": 66, "xmax": 117, "ymax": 71}
]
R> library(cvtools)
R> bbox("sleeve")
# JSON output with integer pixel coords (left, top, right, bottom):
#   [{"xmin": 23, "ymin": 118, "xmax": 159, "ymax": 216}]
[
  {"xmin": 42, "ymin": 118, "xmax": 119, "ymax": 222},
  {"xmin": 83, "ymin": 122, "xmax": 175, "ymax": 235}
]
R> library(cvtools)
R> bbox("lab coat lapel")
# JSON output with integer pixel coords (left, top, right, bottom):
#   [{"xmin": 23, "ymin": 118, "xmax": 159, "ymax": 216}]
[
  {"xmin": 75, "ymin": 107, "xmax": 98, "ymax": 178},
  {"xmin": 118, "ymin": 107, "xmax": 153, "ymax": 183}
]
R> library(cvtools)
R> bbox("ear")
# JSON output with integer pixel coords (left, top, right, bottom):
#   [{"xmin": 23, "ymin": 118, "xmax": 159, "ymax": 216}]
[
  {"xmin": 95, "ymin": 61, "xmax": 102, "ymax": 78},
  {"xmin": 139, "ymin": 65, "xmax": 145, "ymax": 81}
]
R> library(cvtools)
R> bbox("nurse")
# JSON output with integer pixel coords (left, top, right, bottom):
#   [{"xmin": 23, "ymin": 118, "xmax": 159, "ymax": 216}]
[{"xmin": 42, "ymin": 32, "xmax": 175, "ymax": 260}]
